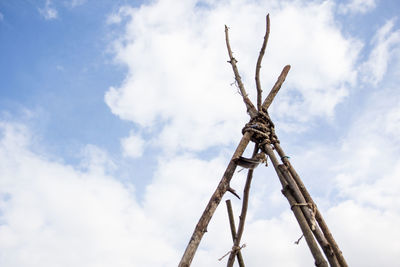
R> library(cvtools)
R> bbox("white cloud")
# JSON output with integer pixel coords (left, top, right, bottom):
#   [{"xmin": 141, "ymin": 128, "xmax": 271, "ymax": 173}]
[
  {"xmin": 2, "ymin": 104, "xmax": 400, "ymax": 267},
  {"xmin": 79, "ymin": 144, "xmax": 117, "ymax": 174},
  {"xmin": 107, "ymin": 13, "xmax": 122, "ymax": 24},
  {"xmin": 361, "ymin": 19, "xmax": 400, "ymax": 85},
  {"xmin": 39, "ymin": 0, "xmax": 58, "ymax": 20},
  {"xmin": 0, "ymin": 122, "xmax": 179, "ymax": 267},
  {"xmin": 3, "ymin": 1, "xmax": 400, "ymax": 266},
  {"xmin": 121, "ymin": 132, "xmax": 146, "ymax": 158},
  {"xmin": 284, "ymin": 68, "xmax": 400, "ymax": 266},
  {"xmin": 0, "ymin": 12, "xmax": 4, "ymax": 21},
  {"xmin": 333, "ymin": 85, "xmax": 400, "ymax": 211},
  {"xmin": 338, "ymin": 0, "xmax": 377, "ymax": 14},
  {"xmin": 105, "ymin": 0, "xmax": 361, "ymax": 153},
  {"xmin": 327, "ymin": 200, "xmax": 400, "ymax": 267},
  {"xmin": 0, "ymin": 122, "xmax": 247, "ymax": 266}
]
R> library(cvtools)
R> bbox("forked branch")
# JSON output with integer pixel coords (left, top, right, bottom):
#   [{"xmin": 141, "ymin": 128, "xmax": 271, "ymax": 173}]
[{"xmin": 179, "ymin": 16, "xmax": 294, "ymax": 267}]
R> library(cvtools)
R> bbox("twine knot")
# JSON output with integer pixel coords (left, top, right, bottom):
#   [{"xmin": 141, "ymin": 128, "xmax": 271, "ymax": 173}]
[
  {"xmin": 218, "ymin": 244, "xmax": 247, "ymax": 261},
  {"xmin": 242, "ymin": 110, "xmax": 279, "ymax": 148}
]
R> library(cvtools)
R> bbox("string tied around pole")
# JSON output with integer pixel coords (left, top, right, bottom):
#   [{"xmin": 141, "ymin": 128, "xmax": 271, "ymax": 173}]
[
  {"xmin": 291, "ymin": 202, "xmax": 317, "ymax": 231},
  {"xmin": 242, "ymin": 110, "xmax": 279, "ymax": 148},
  {"xmin": 218, "ymin": 244, "xmax": 247, "ymax": 261}
]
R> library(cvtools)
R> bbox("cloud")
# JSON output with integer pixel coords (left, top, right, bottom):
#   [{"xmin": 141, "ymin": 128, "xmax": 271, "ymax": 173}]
[
  {"xmin": 327, "ymin": 200, "xmax": 400, "ymax": 267},
  {"xmin": 361, "ymin": 19, "xmax": 400, "ymax": 85},
  {"xmin": 2, "ymin": 105, "xmax": 400, "ymax": 267},
  {"xmin": 0, "ymin": 12, "xmax": 4, "ymax": 21},
  {"xmin": 338, "ymin": 0, "xmax": 377, "ymax": 14},
  {"xmin": 38, "ymin": 0, "xmax": 58, "ymax": 20},
  {"xmin": 105, "ymin": 0, "xmax": 361, "ymax": 154},
  {"xmin": 3, "ymin": 1, "xmax": 400, "ymax": 266},
  {"xmin": 333, "ymin": 84, "xmax": 400, "ymax": 211},
  {"xmin": 0, "ymin": 122, "xmax": 179, "ymax": 267},
  {"xmin": 121, "ymin": 132, "xmax": 146, "ymax": 158},
  {"xmin": 284, "ymin": 64, "xmax": 400, "ymax": 266},
  {"xmin": 78, "ymin": 144, "xmax": 117, "ymax": 174}
]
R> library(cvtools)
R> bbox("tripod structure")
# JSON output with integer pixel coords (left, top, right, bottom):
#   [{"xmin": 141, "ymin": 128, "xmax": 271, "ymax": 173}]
[{"xmin": 178, "ymin": 15, "xmax": 348, "ymax": 267}]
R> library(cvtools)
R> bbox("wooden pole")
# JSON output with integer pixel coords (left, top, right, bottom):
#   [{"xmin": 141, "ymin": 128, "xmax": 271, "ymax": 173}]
[
  {"xmin": 225, "ymin": 200, "xmax": 246, "ymax": 267},
  {"xmin": 227, "ymin": 144, "xmax": 258, "ymax": 267},
  {"xmin": 225, "ymin": 25, "xmax": 258, "ymax": 119},
  {"xmin": 179, "ymin": 14, "xmax": 347, "ymax": 267},
  {"xmin": 278, "ymin": 164, "xmax": 340, "ymax": 267},
  {"xmin": 178, "ymin": 132, "xmax": 252, "ymax": 267},
  {"xmin": 274, "ymin": 143, "xmax": 348, "ymax": 267},
  {"xmin": 255, "ymin": 14, "xmax": 270, "ymax": 111},
  {"xmin": 264, "ymin": 145, "xmax": 329, "ymax": 267}
]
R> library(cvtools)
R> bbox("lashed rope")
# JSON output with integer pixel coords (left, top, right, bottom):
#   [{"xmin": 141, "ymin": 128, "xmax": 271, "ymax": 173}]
[
  {"xmin": 291, "ymin": 202, "xmax": 317, "ymax": 231},
  {"xmin": 218, "ymin": 244, "xmax": 247, "ymax": 261},
  {"xmin": 242, "ymin": 110, "xmax": 279, "ymax": 148}
]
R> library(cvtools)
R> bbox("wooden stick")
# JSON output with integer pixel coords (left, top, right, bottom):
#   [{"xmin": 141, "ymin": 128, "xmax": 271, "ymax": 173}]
[
  {"xmin": 263, "ymin": 144, "xmax": 328, "ymax": 267},
  {"xmin": 225, "ymin": 200, "xmax": 246, "ymax": 267},
  {"xmin": 227, "ymin": 144, "xmax": 258, "ymax": 267},
  {"xmin": 278, "ymin": 164, "xmax": 340, "ymax": 267},
  {"xmin": 225, "ymin": 25, "xmax": 258, "ymax": 119},
  {"xmin": 255, "ymin": 14, "xmax": 270, "ymax": 111},
  {"xmin": 274, "ymin": 143, "xmax": 348, "ymax": 267},
  {"xmin": 262, "ymin": 65, "xmax": 291, "ymax": 111},
  {"xmin": 178, "ymin": 132, "xmax": 252, "ymax": 267}
]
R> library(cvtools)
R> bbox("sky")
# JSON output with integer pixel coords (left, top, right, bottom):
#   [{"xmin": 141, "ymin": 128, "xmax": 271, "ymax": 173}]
[{"xmin": 0, "ymin": 0, "xmax": 400, "ymax": 266}]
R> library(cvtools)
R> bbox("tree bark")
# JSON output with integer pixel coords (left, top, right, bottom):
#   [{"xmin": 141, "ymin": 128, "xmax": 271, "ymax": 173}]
[
  {"xmin": 261, "ymin": 65, "xmax": 290, "ymax": 111},
  {"xmin": 274, "ymin": 143, "xmax": 348, "ymax": 267},
  {"xmin": 227, "ymin": 144, "xmax": 258, "ymax": 267},
  {"xmin": 178, "ymin": 132, "xmax": 252, "ymax": 267},
  {"xmin": 278, "ymin": 164, "xmax": 340, "ymax": 267},
  {"xmin": 225, "ymin": 200, "xmax": 245, "ymax": 267},
  {"xmin": 264, "ymin": 144, "xmax": 329, "ymax": 267},
  {"xmin": 225, "ymin": 25, "xmax": 258, "ymax": 119},
  {"xmin": 255, "ymin": 14, "xmax": 270, "ymax": 111}
]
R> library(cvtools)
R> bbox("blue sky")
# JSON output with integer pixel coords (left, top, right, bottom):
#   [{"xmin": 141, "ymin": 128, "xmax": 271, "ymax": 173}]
[
  {"xmin": 1, "ymin": 0, "xmax": 400, "ymax": 266},
  {"xmin": 1, "ymin": 1, "xmax": 132, "ymax": 158}
]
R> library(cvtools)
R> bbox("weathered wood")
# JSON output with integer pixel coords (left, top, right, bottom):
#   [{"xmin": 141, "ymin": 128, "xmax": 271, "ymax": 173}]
[
  {"xmin": 281, "ymin": 186, "xmax": 328, "ymax": 267},
  {"xmin": 274, "ymin": 143, "xmax": 348, "ymax": 267},
  {"xmin": 225, "ymin": 25, "xmax": 258, "ymax": 119},
  {"xmin": 178, "ymin": 132, "xmax": 252, "ymax": 267},
  {"xmin": 262, "ymin": 65, "xmax": 291, "ymax": 111},
  {"xmin": 278, "ymin": 164, "xmax": 340, "ymax": 267},
  {"xmin": 227, "ymin": 144, "xmax": 258, "ymax": 267},
  {"xmin": 264, "ymin": 145, "xmax": 328, "ymax": 267},
  {"xmin": 179, "ymin": 14, "xmax": 347, "ymax": 267},
  {"xmin": 255, "ymin": 14, "xmax": 270, "ymax": 111},
  {"xmin": 225, "ymin": 200, "xmax": 246, "ymax": 267}
]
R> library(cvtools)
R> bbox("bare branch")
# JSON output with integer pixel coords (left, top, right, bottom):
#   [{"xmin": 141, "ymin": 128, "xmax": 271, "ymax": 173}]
[
  {"xmin": 178, "ymin": 132, "xmax": 252, "ymax": 267},
  {"xmin": 227, "ymin": 144, "xmax": 258, "ymax": 267},
  {"xmin": 274, "ymin": 143, "xmax": 348, "ymax": 267},
  {"xmin": 255, "ymin": 14, "xmax": 270, "ymax": 111},
  {"xmin": 225, "ymin": 25, "xmax": 258, "ymax": 119},
  {"xmin": 263, "ymin": 144, "xmax": 329, "ymax": 267},
  {"xmin": 262, "ymin": 64, "xmax": 291, "ymax": 110},
  {"xmin": 225, "ymin": 200, "xmax": 245, "ymax": 267}
]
